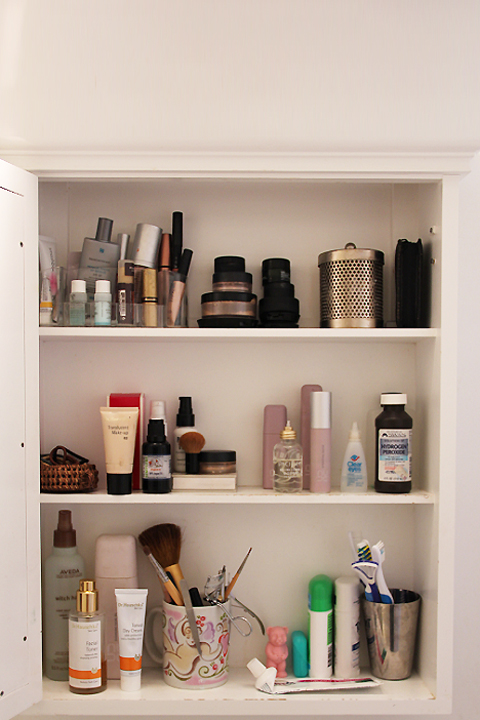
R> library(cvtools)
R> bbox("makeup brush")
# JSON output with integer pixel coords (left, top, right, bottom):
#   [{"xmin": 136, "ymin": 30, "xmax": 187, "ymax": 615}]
[
  {"xmin": 141, "ymin": 545, "xmax": 183, "ymax": 606},
  {"xmin": 179, "ymin": 431, "xmax": 205, "ymax": 474},
  {"xmin": 224, "ymin": 547, "xmax": 252, "ymax": 600},
  {"xmin": 138, "ymin": 523, "xmax": 185, "ymax": 602}
]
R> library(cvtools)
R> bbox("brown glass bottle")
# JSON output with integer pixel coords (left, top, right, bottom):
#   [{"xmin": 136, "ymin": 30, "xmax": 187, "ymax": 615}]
[{"xmin": 375, "ymin": 393, "xmax": 412, "ymax": 493}]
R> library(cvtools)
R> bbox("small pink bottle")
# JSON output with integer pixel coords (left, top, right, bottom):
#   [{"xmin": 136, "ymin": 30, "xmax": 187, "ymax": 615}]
[{"xmin": 310, "ymin": 391, "xmax": 331, "ymax": 493}]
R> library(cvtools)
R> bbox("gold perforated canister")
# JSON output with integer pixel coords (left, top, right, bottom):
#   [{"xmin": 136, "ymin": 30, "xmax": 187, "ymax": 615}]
[{"xmin": 318, "ymin": 243, "xmax": 384, "ymax": 328}]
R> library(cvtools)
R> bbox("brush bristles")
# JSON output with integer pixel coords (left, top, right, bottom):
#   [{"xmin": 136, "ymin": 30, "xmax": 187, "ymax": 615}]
[
  {"xmin": 179, "ymin": 431, "xmax": 205, "ymax": 454},
  {"xmin": 138, "ymin": 523, "xmax": 182, "ymax": 568}
]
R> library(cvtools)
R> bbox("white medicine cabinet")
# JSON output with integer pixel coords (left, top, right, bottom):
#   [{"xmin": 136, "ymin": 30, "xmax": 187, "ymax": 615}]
[{"xmin": 0, "ymin": 151, "xmax": 467, "ymax": 720}]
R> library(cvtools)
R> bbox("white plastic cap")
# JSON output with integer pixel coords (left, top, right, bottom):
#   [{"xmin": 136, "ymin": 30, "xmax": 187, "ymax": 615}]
[
  {"xmin": 246, "ymin": 658, "xmax": 277, "ymax": 692},
  {"xmin": 95, "ymin": 280, "xmax": 111, "ymax": 293},
  {"xmin": 120, "ymin": 671, "xmax": 141, "ymax": 692},
  {"xmin": 335, "ymin": 576, "xmax": 361, "ymax": 609},
  {"xmin": 381, "ymin": 393, "xmax": 407, "ymax": 405},
  {"xmin": 95, "ymin": 535, "xmax": 138, "ymax": 579},
  {"xmin": 310, "ymin": 391, "xmax": 332, "ymax": 429},
  {"xmin": 247, "ymin": 658, "xmax": 266, "ymax": 679},
  {"xmin": 348, "ymin": 422, "xmax": 361, "ymax": 441},
  {"xmin": 150, "ymin": 400, "xmax": 166, "ymax": 420},
  {"xmin": 71, "ymin": 279, "xmax": 86, "ymax": 293},
  {"xmin": 150, "ymin": 400, "xmax": 167, "ymax": 434}
]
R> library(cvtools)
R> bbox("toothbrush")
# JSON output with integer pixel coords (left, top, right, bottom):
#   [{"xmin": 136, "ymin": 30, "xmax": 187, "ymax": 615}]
[
  {"xmin": 356, "ymin": 540, "xmax": 373, "ymax": 562},
  {"xmin": 351, "ymin": 560, "xmax": 381, "ymax": 602},
  {"xmin": 371, "ymin": 540, "xmax": 393, "ymax": 604},
  {"xmin": 348, "ymin": 530, "xmax": 364, "ymax": 561}
]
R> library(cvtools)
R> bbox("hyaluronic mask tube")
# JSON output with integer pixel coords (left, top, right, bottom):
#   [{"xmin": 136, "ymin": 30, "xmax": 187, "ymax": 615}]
[
  {"xmin": 100, "ymin": 407, "xmax": 139, "ymax": 495},
  {"xmin": 115, "ymin": 589, "xmax": 148, "ymax": 692}
]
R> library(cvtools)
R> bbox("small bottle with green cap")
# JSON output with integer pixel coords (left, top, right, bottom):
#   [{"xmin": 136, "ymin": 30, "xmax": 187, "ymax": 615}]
[{"xmin": 308, "ymin": 574, "xmax": 333, "ymax": 678}]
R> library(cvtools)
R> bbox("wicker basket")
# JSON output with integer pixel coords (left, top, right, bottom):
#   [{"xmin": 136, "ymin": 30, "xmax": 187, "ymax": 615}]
[{"xmin": 40, "ymin": 446, "xmax": 99, "ymax": 493}]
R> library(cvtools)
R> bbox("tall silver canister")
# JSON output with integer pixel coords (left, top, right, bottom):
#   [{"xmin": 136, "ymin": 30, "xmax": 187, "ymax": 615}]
[{"xmin": 318, "ymin": 243, "xmax": 384, "ymax": 328}]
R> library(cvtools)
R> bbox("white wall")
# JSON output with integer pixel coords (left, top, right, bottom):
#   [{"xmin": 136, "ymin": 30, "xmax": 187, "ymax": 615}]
[
  {"xmin": 0, "ymin": 0, "xmax": 480, "ymax": 154},
  {"xmin": 3, "ymin": 2, "xmax": 480, "ymax": 718}
]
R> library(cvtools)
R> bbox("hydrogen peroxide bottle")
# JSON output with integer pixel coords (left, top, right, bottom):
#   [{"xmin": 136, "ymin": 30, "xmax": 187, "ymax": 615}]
[{"xmin": 375, "ymin": 393, "xmax": 412, "ymax": 493}]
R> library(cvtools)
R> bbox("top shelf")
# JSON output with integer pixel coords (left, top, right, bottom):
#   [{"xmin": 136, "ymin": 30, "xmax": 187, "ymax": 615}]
[{"xmin": 39, "ymin": 327, "xmax": 438, "ymax": 343}]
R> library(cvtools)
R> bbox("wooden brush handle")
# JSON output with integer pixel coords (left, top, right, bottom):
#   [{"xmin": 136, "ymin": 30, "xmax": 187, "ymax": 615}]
[
  {"xmin": 166, "ymin": 563, "xmax": 185, "ymax": 602},
  {"xmin": 162, "ymin": 576, "xmax": 183, "ymax": 606}
]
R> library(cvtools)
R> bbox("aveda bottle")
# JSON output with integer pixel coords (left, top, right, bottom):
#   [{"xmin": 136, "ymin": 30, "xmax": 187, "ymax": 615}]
[
  {"xmin": 69, "ymin": 580, "xmax": 106, "ymax": 694},
  {"xmin": 43, "ymin": 510, "xmax": 85, "ymax": 681}
]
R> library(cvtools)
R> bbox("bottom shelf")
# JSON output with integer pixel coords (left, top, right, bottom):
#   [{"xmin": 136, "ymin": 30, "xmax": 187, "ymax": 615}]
[{"xmin": 20, "ymin": 668, "xmax": 437, "ymax": 718}]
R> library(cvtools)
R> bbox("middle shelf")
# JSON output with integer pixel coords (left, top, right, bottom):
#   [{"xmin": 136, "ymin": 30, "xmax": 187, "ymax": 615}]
[{"xmin": 40, "ymin": 488, "xmax": 434, "ymax": 505}]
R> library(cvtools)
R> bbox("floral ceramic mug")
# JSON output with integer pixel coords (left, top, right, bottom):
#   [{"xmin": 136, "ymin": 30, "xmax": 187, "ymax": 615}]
[{"xmin": 145, "ymin": 601, "xmax": 230, "ymax": 689}]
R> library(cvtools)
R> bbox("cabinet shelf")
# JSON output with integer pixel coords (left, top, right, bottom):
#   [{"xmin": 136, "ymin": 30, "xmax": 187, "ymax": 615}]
[
  {"xmin": 21, "ymin": 669, "xmax": 435, "ymax": 718},
  {"xmin": 39, "ymin": 327, "xmax": 438, "ymax": 343},
  {"xmin": 39, "ymin": 488, "xmax": 434, "ymax": 505}
]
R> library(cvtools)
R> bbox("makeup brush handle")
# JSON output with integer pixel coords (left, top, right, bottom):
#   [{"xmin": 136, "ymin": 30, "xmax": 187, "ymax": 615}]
[
  {"xmin": 163, "ymin": 576, "xmax": 183, "ymax": 606},
  {"xmin": 224, "ymin": 573, "xmax": 240, "ymax": 600},
  {"xmin": 166, "ymin": 563, "xmax": 185, "ymax": 602}
]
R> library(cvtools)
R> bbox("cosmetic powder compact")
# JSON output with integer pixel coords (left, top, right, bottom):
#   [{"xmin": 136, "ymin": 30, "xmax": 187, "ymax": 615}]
[
  {"xmin": 200, "ymin": 292, "xmax": 257, "ymax": 318},
  {"xmin": 198, "ymin": 450, "xmax": 236, "ymax": 474},
  {"xmin": 212, "ymin": 256, "xmax": 253, "ymax": 293},
  {"xmin": 198, "ymin": 255, "xmax": 258, "ymax": 327}
]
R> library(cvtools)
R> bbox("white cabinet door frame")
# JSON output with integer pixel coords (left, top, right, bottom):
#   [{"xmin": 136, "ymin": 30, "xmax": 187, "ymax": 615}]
[{"xmin": 0, "ymin": 159, "xmax": 41, "ymax": 720}]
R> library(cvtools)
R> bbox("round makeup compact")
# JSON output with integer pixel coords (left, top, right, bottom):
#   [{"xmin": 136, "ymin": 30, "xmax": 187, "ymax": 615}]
[{"xmin": 198, "ymin": 450, "xmax": 236, "ymax": 474}]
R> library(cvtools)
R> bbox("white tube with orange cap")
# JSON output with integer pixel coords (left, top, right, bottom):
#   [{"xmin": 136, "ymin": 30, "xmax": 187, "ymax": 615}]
[{"xmin": 115, "ymin": 589, "xmax": 148, "ymax": 691}]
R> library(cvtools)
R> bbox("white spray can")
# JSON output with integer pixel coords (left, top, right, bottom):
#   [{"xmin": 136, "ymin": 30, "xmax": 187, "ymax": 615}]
[{"xmin": 334, "ymin": 576, "xmax": 361, "ymax": 678}]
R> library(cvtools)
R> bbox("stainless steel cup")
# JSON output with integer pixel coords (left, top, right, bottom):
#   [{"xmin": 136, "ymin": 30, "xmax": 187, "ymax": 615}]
[{"xmin": 362, "ymin": 589, "xmax": 421, "ymax": 680}]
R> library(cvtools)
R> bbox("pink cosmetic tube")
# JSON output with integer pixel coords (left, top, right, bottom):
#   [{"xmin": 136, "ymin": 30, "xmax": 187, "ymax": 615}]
[
  {"xmin": 300, "ymin": 384, "xmax": 322, "ymax": 489},
  {"xmin": 263, "ymin": 405, "xmax": 287, "ymax": 489},
  {"xmin": 310, "ymin": 391, "xmax": 331, "ymax": 493}
]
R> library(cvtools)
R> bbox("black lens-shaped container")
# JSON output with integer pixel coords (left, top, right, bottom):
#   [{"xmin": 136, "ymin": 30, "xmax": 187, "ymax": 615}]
[{"xmin": 259, "ymin": 258, "xmax": 300, "ymax": 328}]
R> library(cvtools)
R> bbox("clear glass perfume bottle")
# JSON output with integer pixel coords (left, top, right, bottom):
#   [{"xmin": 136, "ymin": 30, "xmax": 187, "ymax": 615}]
[
  {"xmin": 68, "ymin": 579, "xmax": 106, "ymax": 694},
  {"xmin": 273, "ymin": 420, "xmax": 303, "ymax": 493}
]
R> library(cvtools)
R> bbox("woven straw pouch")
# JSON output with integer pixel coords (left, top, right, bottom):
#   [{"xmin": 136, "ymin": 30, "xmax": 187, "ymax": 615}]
[{"xmin": 40, "ymin": 446, "xmax": 99, "ymax": 493}]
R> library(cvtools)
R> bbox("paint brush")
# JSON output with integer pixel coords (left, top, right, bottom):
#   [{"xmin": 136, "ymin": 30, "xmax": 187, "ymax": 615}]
[
  {"xmin": 224, "ymin": 547, "xmax": 252, "ymax": 600},
  {"xmin": 141, "ymin": 544, "xmax": 183, "ymax": 606},
  {"xmin": 138, "ymin": 523, "xmax": 185, "ymax": 602}
]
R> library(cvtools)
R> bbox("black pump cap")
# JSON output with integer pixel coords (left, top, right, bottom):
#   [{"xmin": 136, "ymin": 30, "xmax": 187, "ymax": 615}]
[
  {"xmin": 262, "ymin": 258, "xmax": 291, "ymax": 285},
  {"xmin": 214, "ymin": 256, "xmax": 246, "ymax": 273},
  {"xmin": 176, "ymin": 396, "xmax": 195, "ymax": 427},
  {"xmin": 95, "ymin": 217, "xmax": 113, "ymax": 243},
  {"xmin": 147, "ymin": 419, "xmax": 166, "ymax": 443}
]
